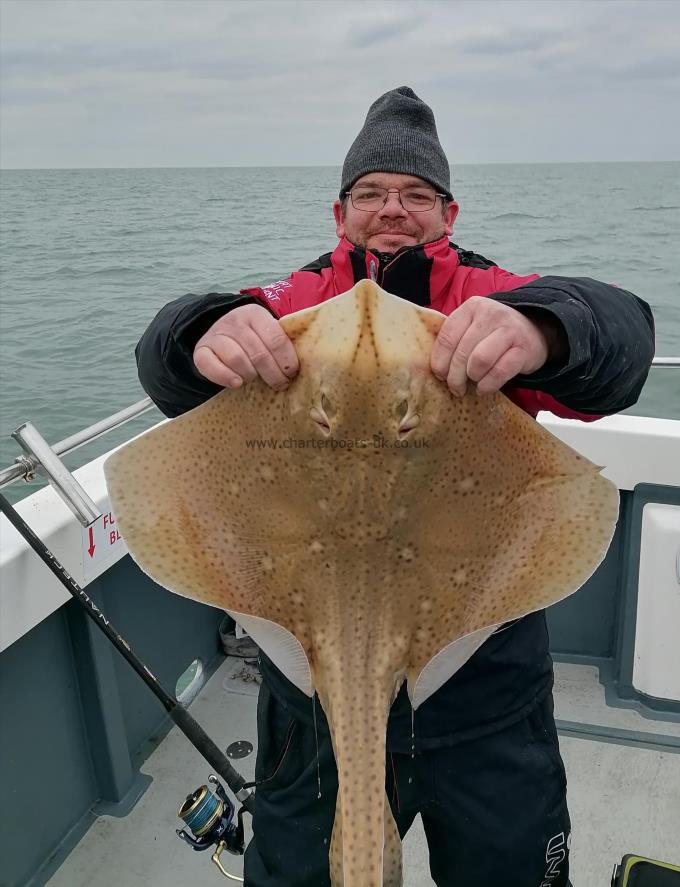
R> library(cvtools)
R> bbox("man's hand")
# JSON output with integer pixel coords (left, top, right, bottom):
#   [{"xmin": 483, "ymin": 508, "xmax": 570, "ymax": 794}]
[
  {"xmin": 193, "ymin": 304, "xmax": 299, "ymax": 390},
  {"xmin": 430, "ymin": 297, "xmax": 566, "ymax": 396}
]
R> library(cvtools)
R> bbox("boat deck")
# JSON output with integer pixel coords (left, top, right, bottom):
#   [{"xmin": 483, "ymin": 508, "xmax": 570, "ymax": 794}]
[{"xmin": 46, "ymin": 657, "xmax": 680, "ymax": 887}]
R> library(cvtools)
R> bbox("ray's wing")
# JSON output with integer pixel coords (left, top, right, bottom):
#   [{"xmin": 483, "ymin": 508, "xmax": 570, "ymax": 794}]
[
  {"xmin": 104, "ymin": 379, "xmax": 324, "ymax": 695},
  {"xmin": 393, "ymin": 308, "xmax": 619, "ymax": 708}
]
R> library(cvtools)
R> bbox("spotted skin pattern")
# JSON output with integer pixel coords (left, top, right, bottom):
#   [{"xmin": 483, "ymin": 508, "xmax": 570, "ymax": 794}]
[{"xmin": 105, "ymin": 281, "xmax": 619, "ymax": 887}]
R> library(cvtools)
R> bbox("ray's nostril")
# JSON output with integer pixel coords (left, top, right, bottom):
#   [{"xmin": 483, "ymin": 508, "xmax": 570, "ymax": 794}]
[{"xmin": 396, "ymin": 400, "xmax": 409, "ymax": 420}]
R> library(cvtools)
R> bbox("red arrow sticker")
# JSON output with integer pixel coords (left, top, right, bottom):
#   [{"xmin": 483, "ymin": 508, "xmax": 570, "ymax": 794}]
[{"xmin": 81, "ymin": 501, "xmax": 125, "ymax": 583}]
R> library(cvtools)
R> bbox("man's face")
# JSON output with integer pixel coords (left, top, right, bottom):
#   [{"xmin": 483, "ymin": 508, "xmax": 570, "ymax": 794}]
[{"xmin": 333, "ymin": 172, "xmax": 459, "ymax": 254}]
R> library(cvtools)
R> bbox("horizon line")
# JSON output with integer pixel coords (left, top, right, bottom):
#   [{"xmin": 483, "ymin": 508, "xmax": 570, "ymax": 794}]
[{"xmin": 2, "ymin": 159, "xmax": 678, "ymax": 172}]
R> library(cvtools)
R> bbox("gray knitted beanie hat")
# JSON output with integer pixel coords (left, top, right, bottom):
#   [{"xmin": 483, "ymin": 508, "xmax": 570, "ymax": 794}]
[{"xmin": 340, "ymin": 86, "xmax": 451, "ymax": 199}]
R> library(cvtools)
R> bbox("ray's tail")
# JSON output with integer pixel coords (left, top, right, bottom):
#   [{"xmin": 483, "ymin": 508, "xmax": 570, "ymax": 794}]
[{"xmin": 316, "ymin": 658, "xmax": 403, "ymax": 887}]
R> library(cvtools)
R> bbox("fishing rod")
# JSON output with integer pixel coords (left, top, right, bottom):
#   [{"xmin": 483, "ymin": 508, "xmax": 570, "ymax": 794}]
[{"xmin": 1, "ymin": 491, "xmax": 254, "ymax": 881}]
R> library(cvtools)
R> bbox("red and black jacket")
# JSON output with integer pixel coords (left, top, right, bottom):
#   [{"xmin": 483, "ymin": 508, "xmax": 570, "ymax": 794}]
[{"xmin": 135, "ymin": 238, "xmax": 654, "ymax": 749}]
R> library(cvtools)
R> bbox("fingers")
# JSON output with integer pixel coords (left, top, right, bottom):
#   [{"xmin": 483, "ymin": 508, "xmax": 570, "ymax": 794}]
[
  {"xmin": 193, "ymin": 304, "xmax": 299, "ymax": 390},
  {"xmin": 194, "ymin": 341, "xmax": 248, "ymax": 388},
  {"xmin": 476, "ymin": 345, "xmax": 526, "ymax": 394},
  {"xmin": 431, "ymin": 298, "xmax": 546, "ymax": 396},
  {"xmin": 430, "ymin": 304, "xmax": 473, "ymax": 382},
  {"xmin": 249, "ymin": 308, "xmax": 300, "ymax": 381},
  {"xmin": 446, "ymin": 326, "xmax": 515, "ymax": 396},
  {"xmin": 230, "ymin": 325, "xmax": 291, "ymax": 390}
]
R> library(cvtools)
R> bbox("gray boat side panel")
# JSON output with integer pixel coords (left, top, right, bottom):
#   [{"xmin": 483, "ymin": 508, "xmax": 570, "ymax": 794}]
[
  {"xmin": 615, "ymin": 483, "xmax": 680, "ymax": 711},
  {"xmin": 0, "ymin": 610, "xmax": 97, "ymax": 887},
  {"xmin": 65, "ymin": 591, "xmax": 136, "ymax": 804},
  {"xmin": 0, "ymin": 556, "xmax": 225, "ymax": 887},
  {"xmin": 550, "ymin": 483, "xmax": 680, "ymax": 716},
  {"xmin": 96, "ymin": 556, "xmax": 225, "ymax": 758},
  {"xmin": 546, "ymin": 493, "xmax": 628, "ymax": 658}
]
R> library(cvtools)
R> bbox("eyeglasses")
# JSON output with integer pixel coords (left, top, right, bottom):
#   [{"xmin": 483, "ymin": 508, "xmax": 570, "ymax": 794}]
[{"xmin": 345, "ymin": 185, "xmax": 448, "ymax": 212}]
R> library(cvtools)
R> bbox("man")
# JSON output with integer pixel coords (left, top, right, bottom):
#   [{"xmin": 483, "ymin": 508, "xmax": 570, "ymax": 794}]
[{"xmin": 136, "ymin": 87, "xmax": 654, "ymax": 886}]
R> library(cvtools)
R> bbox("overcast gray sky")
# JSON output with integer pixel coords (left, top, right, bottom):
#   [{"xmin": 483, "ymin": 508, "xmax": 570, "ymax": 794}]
[{"xmin": 1, "ymin": 0, "xmax": 679, "ymax": 168}]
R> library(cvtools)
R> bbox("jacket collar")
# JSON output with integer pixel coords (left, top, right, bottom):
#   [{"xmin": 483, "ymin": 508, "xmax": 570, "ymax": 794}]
[{"xmin": 331, "ymin": 235, "xmax": 459, "ymax": 307}]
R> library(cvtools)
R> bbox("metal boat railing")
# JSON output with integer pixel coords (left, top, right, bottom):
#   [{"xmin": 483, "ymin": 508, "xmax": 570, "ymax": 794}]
[
  {"xmin": 0, "ymin": 397, "xmax": 157, "ymax": 524},
  {"xmin": 0, "ymin": 397, "xmax": 155, "ymax": 492},
  {"xmin": 0, "ymin": 357, "xmax": 678, "ymax": 521}
]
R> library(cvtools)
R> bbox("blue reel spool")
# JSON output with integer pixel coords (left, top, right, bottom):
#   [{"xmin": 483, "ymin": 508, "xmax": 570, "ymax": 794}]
[
  {"xmin": 180, "ymin": 784, "xmax": 224, "ymax": 838},
  {"xmin": 177, "ymin": 775, "xmax": 245, "ymax": 880}
]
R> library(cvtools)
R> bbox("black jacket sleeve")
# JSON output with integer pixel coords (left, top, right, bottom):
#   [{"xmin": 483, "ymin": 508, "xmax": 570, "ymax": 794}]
[
  {"xmin": 135, "ymin": 291, "xmax": 276, "ymax": 418},
  {"xmin": 489, "ymin": 276, "xmax": 655, "ymax": 414}
]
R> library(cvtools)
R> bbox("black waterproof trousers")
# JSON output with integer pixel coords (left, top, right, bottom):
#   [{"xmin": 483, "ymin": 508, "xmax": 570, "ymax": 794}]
[{"xmin": 243, "ymin": 684, "xmax": 571, "ymax": 887}]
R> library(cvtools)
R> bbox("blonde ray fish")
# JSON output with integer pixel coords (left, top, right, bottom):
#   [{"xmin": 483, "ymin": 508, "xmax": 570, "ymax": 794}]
[{"xmin": 104, "ymin": 280, "xmax": 619, "ymax": 887}]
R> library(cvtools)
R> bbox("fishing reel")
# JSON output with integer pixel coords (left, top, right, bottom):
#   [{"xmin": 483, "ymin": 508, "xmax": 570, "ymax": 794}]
[{"xmin": 177, "ymin": 774, "xmax": 246, "ymax": 882}]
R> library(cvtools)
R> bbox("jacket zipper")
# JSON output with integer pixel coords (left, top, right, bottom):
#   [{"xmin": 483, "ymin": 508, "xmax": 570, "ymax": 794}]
[{"xmin": 367, "ymin": 251, "xmax": 405, "ymax": 286}]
